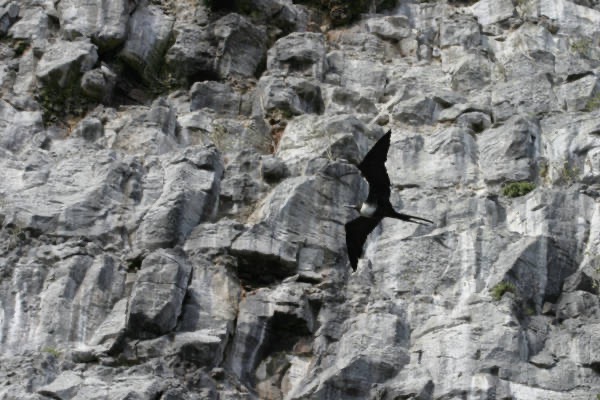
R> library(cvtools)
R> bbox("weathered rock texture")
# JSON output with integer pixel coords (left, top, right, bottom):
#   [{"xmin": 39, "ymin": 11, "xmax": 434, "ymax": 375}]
[{"xmin": 1, "ymin": 0, "xmax": 600, "ymax": 399}]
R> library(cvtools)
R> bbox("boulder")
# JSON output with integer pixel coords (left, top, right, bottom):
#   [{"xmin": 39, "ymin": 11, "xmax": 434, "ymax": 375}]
[
  {"xmin": 366, "ymin": 16, "xmax": 411, "ymax": 41},
  {"xmin": 165, "ymin": 24, "xmax": 217, "ymax": 83},
  {"xmin": 253, "ymin": 75, "xmax": 324, "ymax": 117},
  {"xmin": 470, "ymin": 0, "xmax": 515, "ymax": 26},
  {"xmin": 478, "ymin": 116, "xmax": 538, "ymax": 183},
  {"xmin": 213, "ymin": 13, "xmax": 267, "ymax": 78},
  {"xmin": 36, "ymin": 39, "xmax": 98, "ymax": 89},
  {"xmin": 491, "ymin": 73, "xmax": 560, "ymax": 121},
  {"xmin": 190, "ymin": 81, "xmax": 241, "ymax": 115},
  {"xmin": 38, "ymin": 371, "xmax": 82, "ymax": 400},
  {"xmin": 0, "ymin": 99, "xmax": 43, "ymax": 152},
  {"xmin": 275, "ymin": 114, "xmax": 372, "ymax": 174},
  {"xmin": 439, "ymin": 14, "xmax": 480, "ymax": 49},
  {"xmin": 107, "ymin": 98, "xmax": 180, "ymax": 155},
  {"xmin": 0, "ymin": 2, "xmax": 19, "ymax": 36},
  {"xmin": 80, "ymin": 65, "xmax": 117, "ymax": 103},
  {"xmin": 267, "ymin": 32, "xmax": 327, "ymax": 80},
  {"xmin": 56, "ymin": 0, "xmax": 131, "ymax": 50},
  {"xmin": 127, "ymin": 249, "xmax": 192, "ymax": 338},
  {"xmin": 557, "ymin": 74, "xmax": 600, "ymax": 111},
  {"xmin": 135, "ymin": 145, "xmax": 223, "ymax": 251},
  {"xmin": 226, "ymin": 282, "xmax": 317, "ymax": 384},
  {"xmin": 118, "ymin": 5, "xmax": 174, "ymax": 79}
]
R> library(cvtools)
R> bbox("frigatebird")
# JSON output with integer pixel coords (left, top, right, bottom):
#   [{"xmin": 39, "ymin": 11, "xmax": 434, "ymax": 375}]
[{"xmin": 344, "ymin": 130, "xmax": 432, "ymax": 271}]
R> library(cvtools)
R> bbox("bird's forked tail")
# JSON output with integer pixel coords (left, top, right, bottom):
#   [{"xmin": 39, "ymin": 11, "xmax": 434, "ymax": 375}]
[{"xmin": 392, "ymin": 211, "xmax": 433, "ymax": 225}]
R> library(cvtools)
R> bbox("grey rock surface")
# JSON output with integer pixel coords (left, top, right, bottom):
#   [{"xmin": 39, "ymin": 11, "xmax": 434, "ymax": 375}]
[
  {"xmin": 118, "ymin": 5, "xmax": 174, "ymax": 79},
  {"xmin": 1, "ymin": 1, "xmax": 600, "ymax": 399},
  {"xmin": 213, "ymin": 13, "xmax": 267, "ymax": 79},
  {"xmin": 36, "ymin": 39, "xmax": 98, "ymax": 89},
  {"xmin": 127, "ymin": 249, "xmax": 191, "ymax": 338},
  {"xmin": 57, "ymin": 0, "xmax": 131, "ymax": 50}
]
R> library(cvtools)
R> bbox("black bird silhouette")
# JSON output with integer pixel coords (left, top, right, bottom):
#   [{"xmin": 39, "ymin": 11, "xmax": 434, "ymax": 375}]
[{"xmin": 344, "ymin": 130, "xmax": 433, "ymax": 271}]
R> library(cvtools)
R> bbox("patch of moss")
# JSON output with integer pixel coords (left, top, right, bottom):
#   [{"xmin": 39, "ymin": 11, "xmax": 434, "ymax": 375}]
[
  {"xmin": 585, "ymin": 93, "xmax": 600, "ymax": 112},
  {"xmin": 525, "ymin": 306, "xmax": 535, "ymax": 316},
  {"xmin": 490, "ymin": 281, "xmax": 517, "ymax": 301},
  {"xmin": 36, "ymin": 82, "xmax": 91, "ymax": 126},
  {"xmin": 571, "ymin": 38, "xmax": 592, "ymax": 56},
  {"xmin": 559, "ymin": 161, "xmax": 579, "ymax": 185},
  {"xmin": 12, "ymin": 40, "xmax": 30, "ymax": 57},
  {"xmin": 501, "ymin": 181, "xmax": 535, "ymax": 198},
  {"xmin": 43, "ymin": 347, "xmax": 62, "ymax": 357},
  {"xmin": 538, "ymin": 160, "xmax": 549, "ymax": 181}
]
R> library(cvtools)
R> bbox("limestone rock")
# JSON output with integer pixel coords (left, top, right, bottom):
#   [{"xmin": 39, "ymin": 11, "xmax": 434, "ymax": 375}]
[
  {"xmin": 337, "ymin": 58, "xmax": 388, "ymax": 101},
  {"xmin": 297, "ymin": 313, "xmax": 410, "ymax": 399},
  {"xmin": 557, "ymin": 74, "xmax": 600, "ymax": 111},
  {"xmin": 324, "ymin": 86, "xmax": 378, "ymax": 117},
  {"xmin": 119, "ymin": 5, "xmax": 174, "ymax": 79},
  {"xmin": 366, "ymin": 16, "xmax": 411, "ymax": 41},
  {"xmin": 478, "ymin": 116, "xmax": 538, "ymax": 183},
  {"xmin": 261, "ymin": 155, "xmax": 289, "ymax": 184},
  {"xmin": 2, "ymin": 0, "xmax": 600, "ymax": 399},
  {"xmin": 190, "ymin": 81, "xmax": 241, "ymax": 115},
  {"xmin": 470, "ymin": 0, "xmax": 515, "ymax": 26},
  {"xmin": 213, "ymin": 13, "xmax": 267, "ymax": 79},
  {"xmin": 135, "ymin": 145, "xmax": 223, "ymax": 251},
  {"xmin": 56, "ymin": 0, "xmax": 131, "ymax": 50},
  {"xmin": 0, "ymin": 2, "xmax": 19, "ymax": 36},
  {"xmin": 226, "ymin": 282, "xmax": 317, "ymax": 385},
  {"xmin": 107, "ymin": 98, "xmax": 180, "ymax": 155},
  {"xmin": 275, "ymin": 114, "xmax": 373, "ymax": 175},
  {"xmin": 165, "ymin": 24, "xmax": 217, "ymax": 83},
  {"xmin": 267, "ymin": 32, "xmax": 327, "ymax": 80},
  {"xmin": 36, "ymin": 39, "xmax": 98, "ymax": 89},
  {"xmin": 254, "ymin": 75, "xmax": 324, "ymax": 117},
  {"xmin": 218, "ymin": 149, "xmax": 271, "ymax": 217},
  {"xmin": 8, "ymin": 6, "xmax": 50, "ymax": 45},
  {"xmin": 556, "ymin": 290, "xmax": 600, "ymax": 320},
  {"xmin": 38, "ymin": 371, "xmax": 82, "ymax": 400},
  {"xmin": 80, "ymin": 65, "xmax": 117, "ymax": 103},
  {"xmin": 0, "ymin": 99, "xmax": 43, "ymax": 152},
  {"xmin": 440, "ymin": 14, "xmax": 481, "ymax": 49},
  {"xmin": 385, "ymin": 127, "xmax": 479, "ymax": 188},
  {"xmin": 71, "ymin": 117, "xmax": 103, "ymax": 142},
  {"xmin": 127, "ymin": 249, "xmax": 192, "ymax": 338},
  {"xmin": 450, "ymin": 53, "xmax": 492, "ymax": 92},
  {"xmin": 491, "ymin": 73, "xmax": 559, "ymax": 121}
]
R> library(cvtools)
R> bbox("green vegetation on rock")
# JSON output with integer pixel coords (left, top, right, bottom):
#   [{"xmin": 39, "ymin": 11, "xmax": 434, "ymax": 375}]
[
  {"xmin": 585, "ymin": 93, "xmax": 600, "ymax": 111},
  {"xmin": 42, "ymin": 347, "xmax": 62, "ymax": 357},
  {"xmin": 490, "ymin": 281, "xmax": 517, "ymax": 301},
  {"xmin": 501, "ymin": 181, "xmax": 535, "ymax": 198}
]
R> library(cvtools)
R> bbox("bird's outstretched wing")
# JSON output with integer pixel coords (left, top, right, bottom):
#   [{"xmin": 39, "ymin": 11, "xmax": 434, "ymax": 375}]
[
  {"xmin": 358, "ymin": 130, "xmax": 392, "ymax": 202},
  {"xmin": 345, "ymin": 216, "xmax": 381, "ymax": 271}
]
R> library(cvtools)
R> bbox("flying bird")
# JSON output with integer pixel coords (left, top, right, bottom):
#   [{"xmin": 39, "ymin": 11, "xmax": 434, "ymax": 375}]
[{"xmin": 345, "ymin": 130, "xmax": 433, "ymax": 271}]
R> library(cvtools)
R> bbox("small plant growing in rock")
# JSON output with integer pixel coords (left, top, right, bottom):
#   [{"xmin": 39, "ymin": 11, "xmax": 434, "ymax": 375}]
[
  {"xmin": 538, "ymin": 160, "xmax": 549, "ymax": 181},
  {"xmin": 210, "ymin": 123, "xmax": 229, "ymax": 152},
  {"xmin": 559, "ymin": 161, "xmax": 579, "ymax": 185},
  {"xmin": 42, "ymin": 347, "xmax": 62, "ymax": 357},
  {"xmin": 585, "ymin": 93, "xmax": 600, "ymax": 112},
  {"xmin": 490, "ymin": 281, "xmax": 517, "ymax": 301},
  {"xmin": 12, "ymin": 39, "xmax": 30, "ymax": 57},
  {"xmin": 525, "ymin": 306, "xmax": 535, "ymax": 316},
  {"xmin": 501, "ymin": 181, "xmax": 535, "ymax": 198},
  {"xmin": 570, "ymin": 38, "xmax": 592, "ymax": 56}
]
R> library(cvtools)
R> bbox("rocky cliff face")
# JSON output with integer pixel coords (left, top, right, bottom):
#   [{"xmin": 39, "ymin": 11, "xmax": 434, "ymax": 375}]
[{"xmin": 1, "ymin": 0, "xmax": 600, "ymax": 399}]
